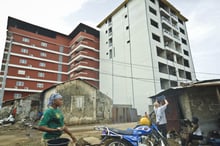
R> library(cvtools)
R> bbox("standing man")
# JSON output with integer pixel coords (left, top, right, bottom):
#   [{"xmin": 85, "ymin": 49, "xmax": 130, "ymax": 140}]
[{"xmin": 154, "ymin": 95, "xmax": 169, "ymax": 138}]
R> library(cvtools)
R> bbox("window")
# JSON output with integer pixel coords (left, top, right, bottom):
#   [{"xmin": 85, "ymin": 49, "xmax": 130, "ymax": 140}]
[
  {"xmin": 19, "ymin": 59, "xmax": 27, "ymax": 64},
  {"xmin": 21, "ymin": 48, "xmax": 28, "ymax": 54},
  {"xmin": 181, "ymin": 38, "xmax": 187, "ymax": 45},
  {"xmin": 37, "ymin": 83, "xmax": 44, "ymax": 88},
  {"xmin": 150, "ymin": 0, "xmax": 155, "ymax": 3},
  {"xmin": 184, "ymin": 59, "xmax": 190, "ymax": 67},
  {"xmin": 158, "ymin": 62, "xmax": 168, "ymax": 74},
  {"xmin": 109, "ymin": 49, "xmax": 112, "ymax": 59},
  {"xmin": 178, "ymin": 18, "xmax": 183, "ymax": 24},
  {"xmin": 124, "ymin": 14, "xmax": 127, "ymax": 18},
  {"xmin": 150, "ymin": 19, "xmax": 158, "ymax": 28},
  {"xmin": 126, "ymin": 26, "xmax": 129, "ymax": 30},
  {"xmin": 186, "ymin": 71, "xmax": 192, "ymax": 80},
  {"xmin": 152, "ymin": 33, "xmax": 160, "ymax": 42},
  {"xmin": 16, "ymin": 81, "xmax": 24, "ymax": 86},
  {"xmin": 170, "ymin": 81, "xmax": 178, "ymax": 87},
  {"xmin": 168, "ymin": 66, "xmax": 176, "ymax": 76},
  {"xmin": 38, "ymin": 72, "xmax": 45, "ymax": 78},
  {"xmin": 41, "ymin": 42, "xmax": 47, "ymax": 47},
  {"xmin": 22, "ymin": 37, "xmax": 30, "ymax": 43},
  {"xmin": 14, "ymin": 93, "xmax": 22, "ymax": 99},
  {"xmin": 39, "ymin": 62, "xmax": 46, "ymax": 67},
  {"xmin": 149, "ymin": 6, "xmax": 157, "ymax": 16},
  {"xmin": 184, "ymin": 50, "xmax": 189, "ymax": 56},
  {"xmin": 40, "ymin": 52, "xmax": 47, "ymax": 57},
  {"xmin": 160, "ymin": 78, "xmax": 169, "ymax": 90},
  {"xmin": 18, "ymin": 70, "xmax": 25, "ymax": 75},
  {"xmin": 179, "ymin": 28, "xmax": 185, "ymax": 34},
  {"xmin": 109, "ymin": 38, "xmax": 112, "ymax": 47},
  {"xmin": 76, "ymin": 96, "xmax": 84, "ymax": 109},
  {"xmin": 108, "ymin": 27, "xmax": 112, "ymax": 36}
]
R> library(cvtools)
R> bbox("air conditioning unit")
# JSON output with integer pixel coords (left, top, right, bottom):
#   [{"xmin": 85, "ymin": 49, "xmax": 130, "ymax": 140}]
[
  {"xmin": 26, "ymin": 76, "xmax": 30, "ymax": 78},
  {"xmin": 24, "ymin": 87, "xmax": 29, "ymax": 90}
]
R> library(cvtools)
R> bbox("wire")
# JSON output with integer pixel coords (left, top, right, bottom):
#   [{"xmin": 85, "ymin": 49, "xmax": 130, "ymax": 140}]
[{"xmin": 99, "ymin": 57, "xmax": 220, "ymax": 78}]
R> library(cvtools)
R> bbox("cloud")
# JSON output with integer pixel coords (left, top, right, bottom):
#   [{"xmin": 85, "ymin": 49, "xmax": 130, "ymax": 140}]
[{"xmin": 3, "ymin": 0, "xmax": 89, "ymax": 32}]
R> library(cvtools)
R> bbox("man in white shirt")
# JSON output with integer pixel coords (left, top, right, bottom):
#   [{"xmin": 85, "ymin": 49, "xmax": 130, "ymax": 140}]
[{"xmin": 154, "ymin": 96, "xmax": 169, "ymax": 138}]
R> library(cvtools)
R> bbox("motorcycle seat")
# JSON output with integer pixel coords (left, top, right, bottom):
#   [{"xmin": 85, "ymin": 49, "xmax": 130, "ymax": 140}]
[{"xmin": 108, "ymin": 128, "xmax": 134, "ymax": 135}]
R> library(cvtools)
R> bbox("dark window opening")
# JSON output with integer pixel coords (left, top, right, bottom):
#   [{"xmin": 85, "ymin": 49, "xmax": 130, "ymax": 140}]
[
  {"xmin": 150, "ymin": 0, "xmax": 155, "ymax": 4},
  {"xmin": 186, "ymin": 71, "xmax": 192, "ymax": 80},
  {"xmin": 183, "ymin": 50, "xmax": 189, "ymax": 56},
  {"xmin": 180, "ymin": 27, "xmax": 185, "ymax": 34},
  {"xmin": 150, "ymin": 19, "xmax": 158, "ymax": 28},
  {"xmin": 178, "ymin": 18, "xmax": 183, "ymax": 24},
  {"xmin": 149, "ymin": 6, "xmax": 157, "ymax": 16},
  {"xmin": 184, "ymin": 59, "xmax": 190, "ymax": 67},
  {"xmin": 181, "ymin": 38, "xmax": 187, "ymax": 45},
  {"xmin": 152, "ymin": 33, "xmax": 160, "ymax": 42}
]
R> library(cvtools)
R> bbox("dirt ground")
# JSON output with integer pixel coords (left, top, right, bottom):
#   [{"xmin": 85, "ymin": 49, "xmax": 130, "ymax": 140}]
[
  {"xmin": 0, "ymin": 122, "xmax": 181, "ymax": 146},
  {"xmin": 0, "ymin": 122, "xmax": 138, "ymax": 146}
]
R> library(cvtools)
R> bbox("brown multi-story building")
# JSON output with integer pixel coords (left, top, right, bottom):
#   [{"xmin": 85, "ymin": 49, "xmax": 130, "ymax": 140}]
[{"xmin": 0, "ymin": 17, "xmax": 99, "ymax": 106}]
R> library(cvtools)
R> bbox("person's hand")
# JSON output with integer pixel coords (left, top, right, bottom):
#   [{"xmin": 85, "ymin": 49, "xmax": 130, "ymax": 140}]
[
  {"xmin": 57, "ymin": 126, "xmax": 64, "ymax": 131},
  {"xmin": 70, "ymin": 135, "xmax": 77, "ymax": 143}
]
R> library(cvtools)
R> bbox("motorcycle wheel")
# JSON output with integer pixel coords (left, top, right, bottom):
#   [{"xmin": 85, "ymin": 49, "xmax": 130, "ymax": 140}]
[
  {"xmin": 104, "ymin": 138, "xmax": 132, "ymax": 146},
  {"xmin": 155, "ymin": 138, "xmax": 169, "ymax": 146}
]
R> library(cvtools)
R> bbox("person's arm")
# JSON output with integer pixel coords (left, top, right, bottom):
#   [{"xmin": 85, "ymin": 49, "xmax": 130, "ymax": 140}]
[
  {"xmin": 164, "ymin": 99, "xmax": 168, "ymax": 106},
  {"xmin": 190, "ymin": 124, "xmax": 199, "ymax": 133},
  {"xmin": 160, "ymin": 99, "xmax": 168, "ymax": 111},
  {"xmin": 38, "ymin": 126, "xmax": 60, "ymax": 132},
  {"xmin": 63, "ymin": 126, "xmax": 77, "ymax": 143}
]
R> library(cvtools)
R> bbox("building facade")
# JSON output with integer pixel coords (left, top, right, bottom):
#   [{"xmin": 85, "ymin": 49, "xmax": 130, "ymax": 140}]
[
  {"xmin": 0, "ymin": 17, "xmax": 99, "ymax": 107},
  {"xmin": 98, "ymin": 0, "xmax": 196, "ymax": 114}
]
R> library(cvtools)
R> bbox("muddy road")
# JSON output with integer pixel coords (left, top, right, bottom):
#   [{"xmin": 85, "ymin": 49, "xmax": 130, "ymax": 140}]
[{"xmin": 0, "ymin": 122, "xmax": 137, "ymax": 146}]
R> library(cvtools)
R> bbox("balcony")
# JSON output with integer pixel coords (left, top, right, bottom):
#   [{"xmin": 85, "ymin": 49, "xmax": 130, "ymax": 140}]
[
  {"xmin": 72, "ymin": 51, "xmax": 98, "ymax": 62},
  {"xmin": 73, "ymin": 71, "xmax": 98, "ymax": 80},
  {"xmin": 161, "ymin": 16, "xmax": 171, "ymax": 25},
  {"xmin": 163, "ymin": 29, "xmax": 180, "ymax": 43},
  {"xmin": 160, "ymin": 7, "xmax": 170, "ymax": 17},
  {"xmin": 71, "ymin": 41, "xmax": 98, "ymax": 54},
  {"xmin": 72, "ymin": 61, "xmax": 98, "ymax": 72},
  {"xmin": 163, "ymin": 29, "xmax": 172, "ymax": 37}
]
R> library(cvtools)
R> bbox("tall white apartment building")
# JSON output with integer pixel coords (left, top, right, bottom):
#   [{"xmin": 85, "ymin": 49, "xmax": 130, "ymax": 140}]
[{"xmin": 97, "ymin": 0, "xmax": 196, "ymax": 114}]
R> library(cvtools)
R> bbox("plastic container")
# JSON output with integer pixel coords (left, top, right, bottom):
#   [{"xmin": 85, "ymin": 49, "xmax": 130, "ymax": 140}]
[
  {"xmin": 47, "ymin": 138, "xmax": 70, "ymax": 146},
  {"xmin": 156, "ymin": 95, "xmax": 166, "ymax": 102}
]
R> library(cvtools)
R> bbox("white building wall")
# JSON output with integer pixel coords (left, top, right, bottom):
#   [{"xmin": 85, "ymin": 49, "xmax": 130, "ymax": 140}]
[{"xmin": 99, "ymin": 0, "xmax": 196, "ymax": 115}]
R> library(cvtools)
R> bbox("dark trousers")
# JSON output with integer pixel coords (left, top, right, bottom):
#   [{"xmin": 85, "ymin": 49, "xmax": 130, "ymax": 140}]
[
  {"xmin": 187, "ymin": 133, "xmax": 203, "ymax": 143},
  {"xmin": 158, "ymin": 124, "xmax": 167, "ymax": 138}
]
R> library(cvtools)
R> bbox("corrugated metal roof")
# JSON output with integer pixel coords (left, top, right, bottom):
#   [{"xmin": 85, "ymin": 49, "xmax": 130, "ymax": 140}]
[{"xmin": 149, "ymin": 79, "xmax": 220, "ymax": 98}]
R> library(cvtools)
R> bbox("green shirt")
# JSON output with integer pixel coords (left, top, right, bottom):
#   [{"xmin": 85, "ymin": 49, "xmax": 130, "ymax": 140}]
[{"xmin": 38, "ymin": 107, "xmax": 64, "ymax": 139}]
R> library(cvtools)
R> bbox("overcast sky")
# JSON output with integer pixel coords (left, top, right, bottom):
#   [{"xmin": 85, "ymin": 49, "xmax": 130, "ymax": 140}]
[{"xmin": 0, "ymin": 0, "xmax": 219, "ymax": 81}]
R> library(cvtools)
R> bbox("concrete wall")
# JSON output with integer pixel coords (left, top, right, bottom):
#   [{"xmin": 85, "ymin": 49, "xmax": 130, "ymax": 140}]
[
  {"xmin": 151, "ymin": 84, "xmax": 220, "ymax": 135},
  {"xmin": 179, "ymin": 86, "xmax": 220, "ymax": 135},
  {"xmin": 42, "ymin": 80, "xmax": 113, "ymax": 125}
]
